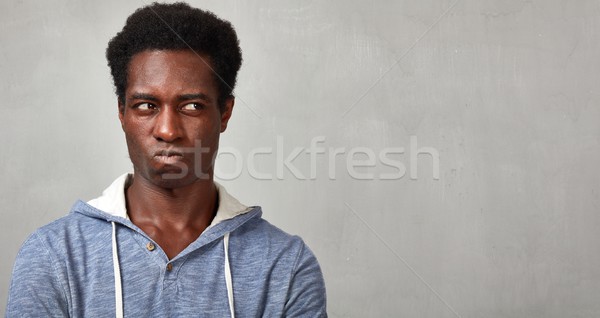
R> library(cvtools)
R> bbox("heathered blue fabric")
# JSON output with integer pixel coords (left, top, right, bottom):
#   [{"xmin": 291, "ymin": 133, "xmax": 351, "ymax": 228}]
[{"xmin": 6, "ymin": 200, "xmax": 327, "ymax": 317}]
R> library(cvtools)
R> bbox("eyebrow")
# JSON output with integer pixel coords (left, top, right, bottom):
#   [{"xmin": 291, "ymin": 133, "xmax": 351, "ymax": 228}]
[
  {"xmin": 178, "ymin": 93, "xmax": 212, "ymax": 103},
  {"xmin": 128, "ymin": 93, "xmax": 212, "ymax": 103},
  {"xmin": 129, "ymin": 93, "xmax": 159, "ymax": 102}
]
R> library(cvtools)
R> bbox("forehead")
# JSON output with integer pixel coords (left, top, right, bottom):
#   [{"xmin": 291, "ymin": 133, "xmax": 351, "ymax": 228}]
[{"xmin": 126, "ymin": 50, "xmax": 217, "ymax": 95}]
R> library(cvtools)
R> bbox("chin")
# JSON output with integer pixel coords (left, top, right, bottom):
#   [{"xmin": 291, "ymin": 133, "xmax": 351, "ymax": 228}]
[
  {"xmin": 153, "ymin": 176, "xmax": 195, "ymax": 189},
  {"xmin": 133, "ymin": 161, "xmax": 213, "ymax": 189},
  {"xmin": 156, "ymin": 170, "xmax": 212, "ymax": 189}
]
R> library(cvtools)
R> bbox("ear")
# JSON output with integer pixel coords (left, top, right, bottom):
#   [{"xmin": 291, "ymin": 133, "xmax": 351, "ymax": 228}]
[
  {"xmin": 220, "ymin": 97, "xmax": 235, "ymax": 133},
  {"xmin": 118, "ymin": 100, "xmax": 125, "ymax": 130}
]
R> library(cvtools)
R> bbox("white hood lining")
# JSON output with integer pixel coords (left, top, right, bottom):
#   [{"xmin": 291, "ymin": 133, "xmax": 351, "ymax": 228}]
[{"xmin": 87, "ymin": 173, "xmax": 251, "ymax": 226}]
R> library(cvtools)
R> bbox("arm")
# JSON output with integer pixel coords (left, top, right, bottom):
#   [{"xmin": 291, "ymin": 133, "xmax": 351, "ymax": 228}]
[
  {"xmin": 6, "ymin": 233, "xmax": 70, "ymax": 317},
  {"xmin": 285, "ymin": 242, "xmax": 327, "ymax": 317}
]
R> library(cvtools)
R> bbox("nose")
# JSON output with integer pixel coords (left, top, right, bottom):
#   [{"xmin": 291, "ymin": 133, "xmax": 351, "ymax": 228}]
[{"xmin": 153, "ymin": 107, "xmax": 183, "ymax": 143}]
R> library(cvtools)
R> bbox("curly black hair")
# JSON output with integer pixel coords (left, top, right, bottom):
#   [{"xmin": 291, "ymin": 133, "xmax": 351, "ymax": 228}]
[{"xmin": 106, "ymin": 2, "xmax": 242, "ymax": 111}]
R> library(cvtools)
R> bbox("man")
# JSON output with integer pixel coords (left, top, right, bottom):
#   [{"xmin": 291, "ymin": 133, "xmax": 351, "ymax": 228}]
[{"xmin": 6, "ymin": 2, "xmax": 326, "ymax": 317}]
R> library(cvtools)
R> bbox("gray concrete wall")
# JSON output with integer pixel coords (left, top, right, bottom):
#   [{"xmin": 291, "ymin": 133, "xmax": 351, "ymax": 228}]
[{"xmin": 1, "ymin": 1, "xmax": 599, "ymax": 317}]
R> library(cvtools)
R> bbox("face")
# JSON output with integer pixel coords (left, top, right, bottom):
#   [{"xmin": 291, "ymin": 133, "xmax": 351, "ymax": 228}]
[{"xmin": 119, "ymin": 50, "xmax": 233, "ymax": 188}]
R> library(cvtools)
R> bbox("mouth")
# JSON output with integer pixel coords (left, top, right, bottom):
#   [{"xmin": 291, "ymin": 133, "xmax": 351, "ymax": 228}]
[{"xmin": 153, "ymin": 149, "xmax": 184, "ymax": 164}]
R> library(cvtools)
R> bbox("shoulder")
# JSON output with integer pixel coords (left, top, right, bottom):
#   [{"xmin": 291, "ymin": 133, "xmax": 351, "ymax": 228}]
[
  {"xmin": 19, "ymin": 207, "xmax": 109, "ymax": 258},
  {"xmin": 233, "ymin": 214, "xmax": 307, "ymax": 251},
  {"xmin": 229, "ymin": 213, "xmax": 322, "ymax": 274}
]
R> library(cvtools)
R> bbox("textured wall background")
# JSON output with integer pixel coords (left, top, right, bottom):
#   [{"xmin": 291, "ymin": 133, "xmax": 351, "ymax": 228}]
[{"xmin": 2, "ymin": 1, "xmax": 599, "ymax": 317}]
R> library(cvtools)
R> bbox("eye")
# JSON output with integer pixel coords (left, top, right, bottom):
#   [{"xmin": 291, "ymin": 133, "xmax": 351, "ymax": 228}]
[
  {"xmin": 135, "ymin": 102, "xmax": 156, "ymax": 110},
  {"xmin": 181, "ymin": 103, "xmax": 203, "ymax": 111}
]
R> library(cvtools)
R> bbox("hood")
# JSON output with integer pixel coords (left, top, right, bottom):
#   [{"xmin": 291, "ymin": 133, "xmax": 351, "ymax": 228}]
[{"xmin": 84, "ymin": 173, "xmax": 253, "ymax": 228}]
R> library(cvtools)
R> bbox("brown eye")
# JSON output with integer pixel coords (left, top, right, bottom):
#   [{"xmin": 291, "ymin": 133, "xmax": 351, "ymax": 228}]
[
  {"xmin": 135, "ymin": 102, "xmax": 155, "ymax": 110},
  {"xmin": 181, "ymin": 103, "xmax": 203, "ymax": 111}
]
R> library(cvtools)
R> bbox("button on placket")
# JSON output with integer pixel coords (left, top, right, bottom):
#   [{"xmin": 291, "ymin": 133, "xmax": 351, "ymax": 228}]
[
  {"xmin": 146, "ymin": 242, "xmax": 156, "ymax": 251},
  {"xmin": 162, "ymin": 262, "xmax": 178, "ymax": 291}
]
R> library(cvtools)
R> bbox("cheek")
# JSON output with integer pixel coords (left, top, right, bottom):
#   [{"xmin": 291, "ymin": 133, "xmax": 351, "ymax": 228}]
[
  {"xmin": 123, "ymin": 124, "xmax": 149, "ymax": 157},
  {"xmin": 190, "ymin": 117, "xmax": 221, "ymax": 138},
  {"xmin": 123, "ymin": 117, "xmax": 150, "ymax": 141},
  {"xmin": 124, "ymin": 133, "xmax": 141, "ymax": 160}
]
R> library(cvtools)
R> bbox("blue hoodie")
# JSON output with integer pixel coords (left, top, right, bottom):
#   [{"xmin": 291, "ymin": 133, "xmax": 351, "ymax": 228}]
[{"xmin": 6, "ymin": 174, "xmax": 327, "ymax": 317}]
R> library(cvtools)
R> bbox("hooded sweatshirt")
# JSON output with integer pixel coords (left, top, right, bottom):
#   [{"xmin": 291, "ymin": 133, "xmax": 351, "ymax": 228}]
[{"xmin": 6, "ymin": 174, "xmax": 327, "ymax": 317}]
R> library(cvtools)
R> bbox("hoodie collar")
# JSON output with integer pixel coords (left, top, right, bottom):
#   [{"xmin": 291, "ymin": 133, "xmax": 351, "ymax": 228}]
[{"xmin": 87, "ymin": 173, "xmax": 252, "ymax": 227}]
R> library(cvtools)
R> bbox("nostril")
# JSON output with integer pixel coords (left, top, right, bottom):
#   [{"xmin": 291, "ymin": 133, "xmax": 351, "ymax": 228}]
[{"xmin": 153, "ymin": 128, "xmax": 181, "ymax": 143}]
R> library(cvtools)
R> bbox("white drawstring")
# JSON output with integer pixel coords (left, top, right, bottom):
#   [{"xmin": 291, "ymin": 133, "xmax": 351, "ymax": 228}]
[
  {"xmin": 223, "ymin": 232, "xmax": 235, "ymax": 318},
  {"xmin": 112, "ymin": 222, "xmax": 124, "ymax": 318},
  {"xmin": 112, "ymin": 222, "xmax": 233, "ymax": 318}
]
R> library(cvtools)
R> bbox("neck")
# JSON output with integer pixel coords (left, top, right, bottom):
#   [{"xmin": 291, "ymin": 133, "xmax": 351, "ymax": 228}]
[{"xmin": 125, "ymin": 174, "xmax": 218, "ymax": 231}]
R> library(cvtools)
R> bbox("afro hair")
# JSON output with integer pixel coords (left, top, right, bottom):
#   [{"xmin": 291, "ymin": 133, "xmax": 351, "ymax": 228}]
[{"xmin": 106, "ymin": 2, "xmax": 243, "ymax": 110}]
